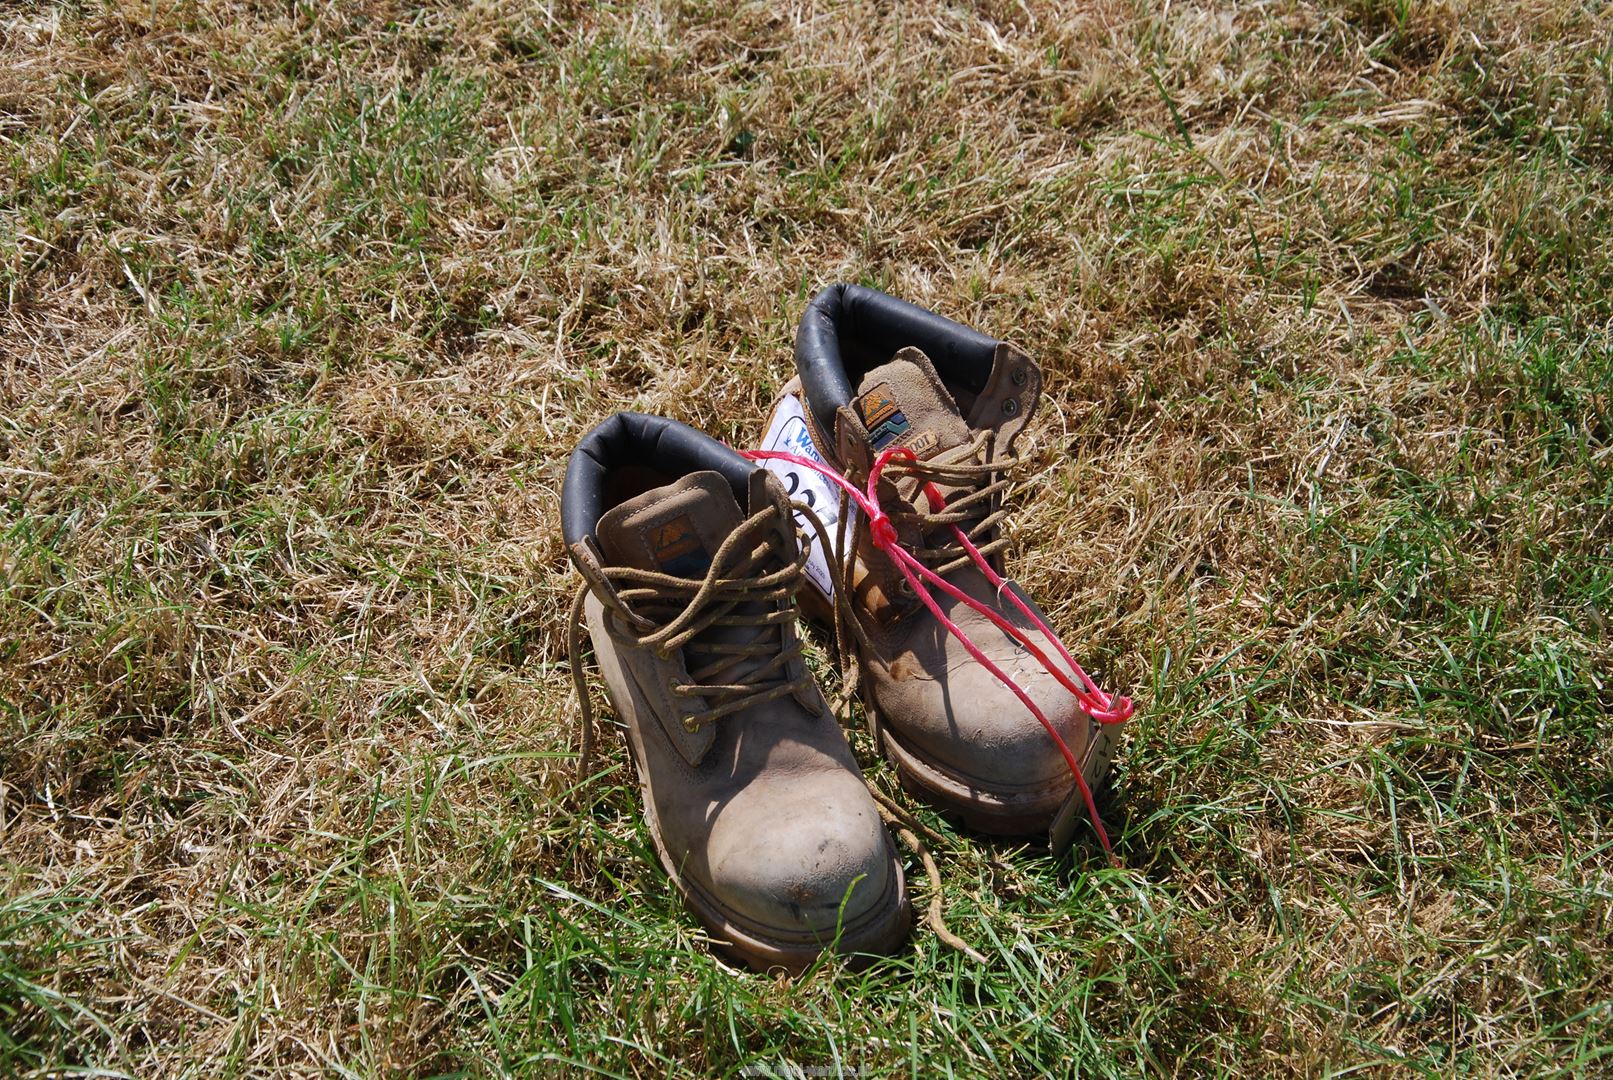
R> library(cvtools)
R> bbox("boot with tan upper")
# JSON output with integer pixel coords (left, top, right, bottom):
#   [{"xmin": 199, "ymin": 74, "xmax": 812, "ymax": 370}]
[
  {"xmin": 562, "ymin": 411, "xmax": 911, "ymax": 972},
  {"xmin": 774, "ymin": 285, "xmax": 1121, "ymax": 841}
]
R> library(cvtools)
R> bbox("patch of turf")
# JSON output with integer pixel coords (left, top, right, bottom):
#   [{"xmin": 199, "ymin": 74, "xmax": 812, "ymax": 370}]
[{"xmin": 2, "ymin": 1, "xmax": 1609, "ymax": 1076}]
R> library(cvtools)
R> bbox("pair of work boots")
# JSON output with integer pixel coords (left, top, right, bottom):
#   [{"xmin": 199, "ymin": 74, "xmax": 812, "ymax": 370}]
[{"xmin": 562, "ymin": 285, "xmax": 1129, "ymax": 972}]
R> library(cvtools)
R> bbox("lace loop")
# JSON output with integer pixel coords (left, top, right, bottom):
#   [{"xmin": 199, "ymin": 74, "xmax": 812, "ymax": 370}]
[{"xmin": 567, "ymin": 505, "xmax": 816, "ymax": 779}]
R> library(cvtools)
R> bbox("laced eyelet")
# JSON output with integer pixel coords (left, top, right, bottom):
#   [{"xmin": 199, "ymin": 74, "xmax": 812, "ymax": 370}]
[
  {"xmin": 682, "ymin": 718, "xmax": 700, "ymax": 734},
  {"xmin": 869, "ymin": 512, "xmax": 899, "ymax": 548}
]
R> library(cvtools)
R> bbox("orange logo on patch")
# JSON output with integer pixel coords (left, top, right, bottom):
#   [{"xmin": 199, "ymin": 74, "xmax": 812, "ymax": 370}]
[
  {"xmin": 650, "ymin": 515, "xmax": 702, "ymax": 563},
  {"xmin": 856, "ymin": 382, "xmax": 911, "ymax": 449},
  {"xmin": 858, "ymin": 384, "xmax": 901, "ymax": 428},
  {"xmin": 648, "ymin": 514, "xmax": 710, "ymax": 576}
]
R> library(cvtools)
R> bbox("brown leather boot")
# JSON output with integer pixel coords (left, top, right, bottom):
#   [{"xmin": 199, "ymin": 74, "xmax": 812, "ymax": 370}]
[
  {"xmin": 562, "ymin": 412, "xmax": 911, "ymax": 972},
  {"xmin": 782, "ymin": 285, "xmax": 1125, "ymax": 842}
]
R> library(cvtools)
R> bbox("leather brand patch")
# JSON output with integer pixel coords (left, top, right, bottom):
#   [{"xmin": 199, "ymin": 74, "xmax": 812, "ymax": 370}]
[
  {"xmin": 904, "ymin": 430, "xmax": 939, "ymax": 457},
  {"xmin": 856, "ymin": 382, "xmax": 912, "ymax": 449},
  {"xmin": 857, "ymin": 382, "xmax": 940, "ymax": 457},
  {"xmin": 648, "ymin": 514, "xmax": 708, "ymax": 577}
]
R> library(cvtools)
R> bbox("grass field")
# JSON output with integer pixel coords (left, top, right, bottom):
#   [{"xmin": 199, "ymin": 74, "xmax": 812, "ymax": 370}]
[{"xmin": 3, "ymin": 0, "xmax": 1611, "ymax": 1075}]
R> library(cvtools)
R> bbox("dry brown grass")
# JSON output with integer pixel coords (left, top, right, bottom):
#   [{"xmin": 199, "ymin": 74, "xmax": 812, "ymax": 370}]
[{"xmin": 3, "ymin": 0, "xmax": 1611, "ymax": 1076}]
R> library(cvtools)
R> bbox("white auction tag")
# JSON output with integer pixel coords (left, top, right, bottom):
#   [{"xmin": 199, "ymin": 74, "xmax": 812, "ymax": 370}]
[{"xmin": 757, "ymin": 391, "xmax": 855, "ymax": 599}]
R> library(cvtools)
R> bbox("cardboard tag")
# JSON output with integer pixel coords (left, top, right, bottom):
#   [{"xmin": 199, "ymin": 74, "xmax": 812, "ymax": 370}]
[
  {"xmin": 1048, "ymin": 788, "xmax": 1082, "ymax": 855},
  {"xmin": 756, "ymin": 391, "xmax": 855, "ymax": 600}
]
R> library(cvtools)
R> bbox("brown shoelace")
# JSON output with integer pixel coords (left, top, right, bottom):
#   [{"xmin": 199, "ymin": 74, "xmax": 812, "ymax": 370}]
[
  {"xmin": 813, "ymin": 428, "xmax": 1021, "ymax": 710},
  {"xmin": 876, "ymin": 428, "xmax": 1016, "ymax": 578},
  {"xmin": 567, "ymin": 505, "xmax": 812, "ymax": 778}
]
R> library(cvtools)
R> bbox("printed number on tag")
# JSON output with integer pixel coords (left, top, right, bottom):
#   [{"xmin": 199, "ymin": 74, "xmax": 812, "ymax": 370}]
[{"xmin": 756, "ymin": 392, "xmax": 854, "ymax": 600}]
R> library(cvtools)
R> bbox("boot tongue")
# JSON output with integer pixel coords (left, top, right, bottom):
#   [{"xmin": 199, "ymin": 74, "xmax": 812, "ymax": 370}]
[
  {"xmin": 596, "ymin": 470, "xmax": 782, "ymax": 695},
  {"xmin": 851, "ymin": 347, "xmax": 972, "ymax": 461},
  {"xmin": 596, "ymin": 471, "xmax": 744, "ymax": 578}
]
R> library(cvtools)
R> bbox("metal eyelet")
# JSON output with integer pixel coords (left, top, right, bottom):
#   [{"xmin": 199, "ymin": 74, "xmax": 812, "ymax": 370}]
[
  {"xmin": 683, "ymin": 718, "xmax": 700, "ymax": 733},
  {"xmin": 1002, "ymin": 398, "xmax": 1020, "ymax": 416},
  {"xmin": 1011, "ymin": 367, "xmax": 1028, "ymax": 387}
]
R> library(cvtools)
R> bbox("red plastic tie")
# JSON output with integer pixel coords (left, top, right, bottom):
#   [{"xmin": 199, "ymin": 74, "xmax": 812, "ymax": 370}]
[{"xmin": 745, "ymin": 445, "xmax": 1133, "ymax": 859}]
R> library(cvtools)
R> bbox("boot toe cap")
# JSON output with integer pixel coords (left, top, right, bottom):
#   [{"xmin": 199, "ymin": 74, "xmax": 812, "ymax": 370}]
[{"xmin": 703, "ymin": 787, "xmax": 898, "ymax": 942}]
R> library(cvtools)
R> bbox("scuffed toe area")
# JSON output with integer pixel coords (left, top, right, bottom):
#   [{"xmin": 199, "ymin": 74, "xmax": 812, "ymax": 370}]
[{"xmin": 699, "ymin": 776, "xmax": 896, "ymax": 940}]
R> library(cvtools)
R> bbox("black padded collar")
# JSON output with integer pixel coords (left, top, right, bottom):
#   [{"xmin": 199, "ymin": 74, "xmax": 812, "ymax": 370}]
[
  {"xmin": 794, "ymin": 284, "xmax": 1001, "ymax": 439},
  {"xmin": 562, "ymin": 412, "xmax": 755, "ymax": 547}
]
